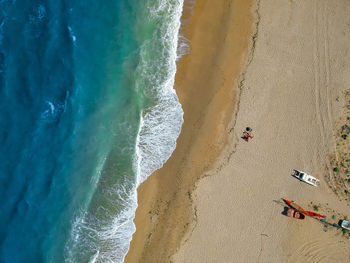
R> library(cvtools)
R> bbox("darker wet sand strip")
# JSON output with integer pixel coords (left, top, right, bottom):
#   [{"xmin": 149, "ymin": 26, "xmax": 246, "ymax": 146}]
[{"xmin": 124, "ymin": 0, "xmax": 256, "ymax": 262}]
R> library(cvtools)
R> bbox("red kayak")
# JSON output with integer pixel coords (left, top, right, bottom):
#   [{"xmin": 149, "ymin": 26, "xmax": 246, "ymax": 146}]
[
  {"xmin": 304, "ymin": 211, "xmax": 325, "ymax": 218},
  {"xmin": 282, "ymin": 199, "xmax": 325, "ymax": 218}
]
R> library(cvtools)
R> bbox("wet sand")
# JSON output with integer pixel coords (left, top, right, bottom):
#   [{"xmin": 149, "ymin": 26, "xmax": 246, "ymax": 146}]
[{"xmin": 125, "ymin": 0, "xmax": 256, "ymax": 262}]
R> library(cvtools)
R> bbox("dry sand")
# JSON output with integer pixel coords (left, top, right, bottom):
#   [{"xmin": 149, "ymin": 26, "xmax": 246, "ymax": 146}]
[
  {"xmin": 174, "ymin": 0, "xmax": 350, "ymax": 262},
  {"xmin": 126, "ymin": 0, "xmax": 350, "ymax": 262}
]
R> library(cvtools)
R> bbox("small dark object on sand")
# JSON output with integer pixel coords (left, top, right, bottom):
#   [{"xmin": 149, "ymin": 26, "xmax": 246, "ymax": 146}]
[
  {"xmin": 246, "ymin": 127, "xmax": 252, "ymax": 132},
  {"xmin": 242, "ymin": 131, "xmax": 253, "ymax": 142},
  {"xmin": 342, "ymin": 125, "xmax": 350, "ymax": 135}
]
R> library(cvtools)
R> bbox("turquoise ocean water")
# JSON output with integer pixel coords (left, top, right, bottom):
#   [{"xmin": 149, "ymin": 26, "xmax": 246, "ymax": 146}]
[{"xmin": 0, "ymin": 0, "xmax": 184, "ymax": 262}]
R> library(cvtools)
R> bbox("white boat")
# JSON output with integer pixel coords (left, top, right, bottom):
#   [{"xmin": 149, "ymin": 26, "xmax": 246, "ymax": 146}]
[
  {"xmin": 292, "ymin": 169, "xmax": 319, "ymax": 187},
  {"xmin": 339, "ymin": 220, "xmax": 350, "ymax": 230}
]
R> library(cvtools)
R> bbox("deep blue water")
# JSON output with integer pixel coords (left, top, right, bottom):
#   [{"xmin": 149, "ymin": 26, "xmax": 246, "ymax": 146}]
[
  {"xmin": 0, "ymin": 0, "xmax": 138, "ymax": 262},
  {"xmin": 0, "ymin": 0, "xmax": 184, "ymax": 262}
]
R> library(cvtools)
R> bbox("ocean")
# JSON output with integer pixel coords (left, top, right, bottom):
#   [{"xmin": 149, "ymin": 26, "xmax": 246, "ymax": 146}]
[{"xmin": 0, "ymin": 0, "xmax": 184, "ymax": 262}]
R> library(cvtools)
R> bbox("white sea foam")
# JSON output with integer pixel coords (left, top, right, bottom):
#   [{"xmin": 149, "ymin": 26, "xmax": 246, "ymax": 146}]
[
  {"xmin": 133, "ymin": 0, "xmax": 185, "ymax": 185},
  {"xmin": 177, "ymin": 34, "xmax": 190, "ymax": 60},
  {"xmin": 119, "ymin": 0, "xmax": 185, "ymax": 261},
  {"xmin": 40, "ymin": 100, "xmax": 64, "ymax": 122},
  {"xmin": 65, "ymin": 1, "xmax": 185, "ymax": 262},
  {"xmin": 124, "ymin": 0, "xmax": 185, "ymax": 260},
  {"xmin": 67, "ymin": 26, "xmax": 77, "ymax": 43},
  {"xmin": 176, "ymin": 0, "xmax": 196, "ymax": 60},
  {"xmin": 67, "ymin": 177, "xmax": 138, "ymax": 263}
]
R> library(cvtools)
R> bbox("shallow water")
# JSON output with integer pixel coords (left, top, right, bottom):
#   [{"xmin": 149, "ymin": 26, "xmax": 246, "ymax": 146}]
[{"xmin": 0, "ymin": 0, "xmax": 184, "ymax": 262}]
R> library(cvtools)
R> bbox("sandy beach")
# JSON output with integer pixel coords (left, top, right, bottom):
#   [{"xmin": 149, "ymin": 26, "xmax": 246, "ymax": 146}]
[{"xmin": 126, "ymin": 0, "xmax": 350, "ymax": 262}]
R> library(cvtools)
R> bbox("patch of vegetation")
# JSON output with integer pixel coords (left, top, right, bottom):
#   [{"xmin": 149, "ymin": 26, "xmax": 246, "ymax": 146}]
[
  {"xmin": 342, "ymin": 134, "xmax": 348, "ymax": 140},
  {"xmin": 334, "ymin": 167, "xmax": 339, "ymax": 172},
  {"xmin": 313, "ymin": 205, "xmax": 320, "ymax": 211}
]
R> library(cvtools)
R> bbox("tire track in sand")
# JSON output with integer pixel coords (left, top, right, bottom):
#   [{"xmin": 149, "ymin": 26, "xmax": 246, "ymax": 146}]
[
  {"xmin": 289, "ymin": 238, "xmax": 349, "ymax": 263},
  {"xmin": 312, "ymin": 0, "xmax": 333, "ymax": 152},
  {"xmin": 323, "ymin": 1, "xmax": 333, "ymax": 130}
]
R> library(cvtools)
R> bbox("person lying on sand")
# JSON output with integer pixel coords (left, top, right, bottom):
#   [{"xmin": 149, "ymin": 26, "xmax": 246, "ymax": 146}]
[
  {"xmin": 242, "ymin": 132, "xmax": 253, "ymax": 141},
  {"xmin": 242, "ymin": 127, "xmax": 253, "ymax": 142}
]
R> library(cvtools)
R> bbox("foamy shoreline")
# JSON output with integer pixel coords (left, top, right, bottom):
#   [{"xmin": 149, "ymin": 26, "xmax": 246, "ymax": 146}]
[
  {"xmin": 123, "ymin": 0, "xmax": 185, "ymax": 261},
  {"xmin": 125, "ymin": 0, "xmax": 255, "ymax": 262}
]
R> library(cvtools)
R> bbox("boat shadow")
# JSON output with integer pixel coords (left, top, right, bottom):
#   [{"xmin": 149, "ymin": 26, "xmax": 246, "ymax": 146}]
[{"xmin": 281, "ymin": 206, "xmax": 289, "ymax": 216}]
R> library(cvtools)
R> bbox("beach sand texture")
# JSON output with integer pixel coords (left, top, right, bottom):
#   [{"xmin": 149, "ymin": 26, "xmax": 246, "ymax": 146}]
[
  {"xmin": 127, "ymin": 0, "xmax": 350, "ymax": 262},
  {"xmin": 174, "ymin": 0, "xmax": 350, "ymax": 262}
]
